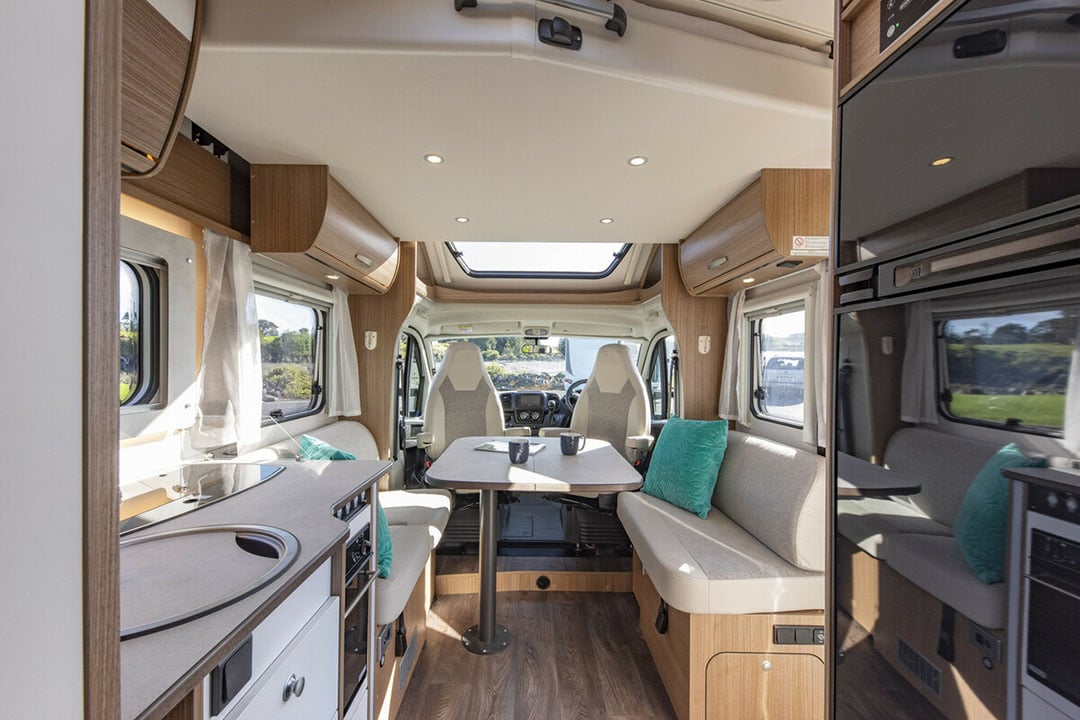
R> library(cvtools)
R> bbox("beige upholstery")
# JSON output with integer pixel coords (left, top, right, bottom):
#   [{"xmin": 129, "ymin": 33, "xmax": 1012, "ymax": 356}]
[
  {"xmin": 374, "ymin": 525, "xmax": 432, "ymax": 626},
  {"xmin": 420, "ymin": 342, "xmax": 506, "ymax": 459},
  {"xmin": 617, "ymin": 431, "xmax": 825, "ymax": 615},
  {"xmin": 380, "ymin": 488, "xmax": 451, "ymax": 545},
  {"xmin": 567, "ymin": 343, "xmax": 651, "ymax": 462},
  {"xmin": 836, "ymin": 497, "xmax": 950, "ymax": 558}
]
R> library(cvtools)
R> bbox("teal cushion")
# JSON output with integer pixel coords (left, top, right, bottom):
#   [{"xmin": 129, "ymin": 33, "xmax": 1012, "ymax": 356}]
[
  {"xmin": 954, "ymin": 443, "xmax": 1046, "ymax": 584},
  {"xmin": 376, "ymin": 500, "xmax": 393, "ymax": 579},
  {"xmin": 299, "ymin": 434, "xmax": 356, "ymax": 461},
  {"xmin": 641, "ymin": 416, "xmax": 729, "ymax": 519}
]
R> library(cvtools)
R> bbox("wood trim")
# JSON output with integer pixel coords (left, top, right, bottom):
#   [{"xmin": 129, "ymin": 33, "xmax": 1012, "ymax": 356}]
[
  {"xmin": 660, "ymin": 245, "xmax": 727, "ymax": 421},
  {"xmin": 834, "ymin": 536, "xmax": 882, "ymax": 635},
  {"xmin": 434, "ymin": 570, "xmax": 632, "ymax": 596},
  {"xmin": 121, "ymin": 0, "xmax": 204, "ymax": 179},
  {"xmin": 349, "ymin": 242, "xmax": 418, "ymax": 459},
  {"xmin": 85, "ymin": 1, "xmax": 122, "ymax": 718},
  {"xmin": 160, "ymin": 685, "xmax": 202, "ymax": 720}
]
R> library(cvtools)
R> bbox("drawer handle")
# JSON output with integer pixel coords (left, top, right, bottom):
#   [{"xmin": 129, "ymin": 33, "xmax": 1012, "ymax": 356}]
[{"xmin": 282, "ymin": 674, "xmax": 306, "ymax": 702}]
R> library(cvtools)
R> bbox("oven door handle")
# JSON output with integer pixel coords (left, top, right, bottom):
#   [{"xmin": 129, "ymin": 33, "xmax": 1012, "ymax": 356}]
[{"xmin": 1026, "ymin": 573, "xmax": 1080, "ymax": 603}]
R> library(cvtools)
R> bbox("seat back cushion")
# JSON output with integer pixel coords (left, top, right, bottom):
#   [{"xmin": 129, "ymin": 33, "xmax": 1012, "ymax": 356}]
[
  {"xmin": 712, "ymin": 431, "xmax": 826, "ymax": 572},
  {"xmin": 569, "ymin": 343, "xmax": 650, "ymax": 461},
  {"xmin": 884, "ymin": 428, "xmax": 1002, "ymax": 526},
  {"xmin": 423, "ymin": 342, "xmax": 505, "ymax": 458},
  {"xmin": 304, "ymin": 421, "xmax": 379, "ymax": 460}
]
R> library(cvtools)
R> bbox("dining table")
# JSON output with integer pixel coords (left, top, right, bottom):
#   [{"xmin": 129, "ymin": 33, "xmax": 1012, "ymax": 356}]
[
  {"xmin": 425, "ymin": 435, "xmax": 644, "ymax": 654},
  {"xmin": 836, "ymin": 452, "xmax": 922, "ymax": 498}
]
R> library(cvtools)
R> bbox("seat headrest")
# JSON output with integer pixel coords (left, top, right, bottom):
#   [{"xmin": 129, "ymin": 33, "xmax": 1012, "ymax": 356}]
[
  {"xmin": 438, "ymin": 342, "xmax": 488, "ymax": 391},
  {"xmin": 589, "ymin": 344, "xmax": 638, "ymax": 393}
]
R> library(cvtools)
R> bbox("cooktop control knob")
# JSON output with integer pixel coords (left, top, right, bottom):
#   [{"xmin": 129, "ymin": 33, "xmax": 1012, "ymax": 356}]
[
  {"xmin": 1067, "ymin": 495, "xmax": 1079, "ymax": 514},
  {"xmin": 1047, "ymin": 492, "xmax": 1060, "ymax": 509}
]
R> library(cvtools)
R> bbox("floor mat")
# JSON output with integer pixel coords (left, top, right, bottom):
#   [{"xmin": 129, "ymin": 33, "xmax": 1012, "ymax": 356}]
[{"xmin": 501, "ymin": 503, "xmax": 565, "ymax": 541}]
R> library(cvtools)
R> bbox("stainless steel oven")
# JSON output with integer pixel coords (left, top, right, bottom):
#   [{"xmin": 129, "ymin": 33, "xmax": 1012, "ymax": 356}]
[{"xmin": 1021, "ymin": 486, "xmax": 1080, "ymax": 718}]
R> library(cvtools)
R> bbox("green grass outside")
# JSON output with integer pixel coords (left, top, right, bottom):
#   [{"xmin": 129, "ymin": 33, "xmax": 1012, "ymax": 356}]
[
  {"xmin": 950, "ymin": 393, "xmax": 1065, "ymax": 429},
  {"xmin": 120, "ymin": 382, "xmax": 134, "ymax": 403}
]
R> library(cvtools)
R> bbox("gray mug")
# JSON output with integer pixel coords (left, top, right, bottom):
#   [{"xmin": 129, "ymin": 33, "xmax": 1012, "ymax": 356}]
[
  {"xmin": 560, "ymin": 432, "xmax": 585, "ymax": 456},
  {"xmin": 508, "ymin": 438, "xmax": 530, "ymax": 464}
]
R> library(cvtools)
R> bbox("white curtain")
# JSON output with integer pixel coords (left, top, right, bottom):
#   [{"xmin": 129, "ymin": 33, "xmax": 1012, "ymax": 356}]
[
  {"xmin": 191, "ymin": 231, "xmax": 262, "ymax": 451},
  {"xmin": 1065, "ymin": 318, "xmax": 1080, "ymax": 454},
  {"xmin": 900, "ymin": 301, "xmax": 938, "ymax": 425},
  {"xmin": 719, "ymin": 289, "xmax": 748, "ymax": 424},
  {"xmin": 326, "ymin": 287, "xmax": 362, "ymax": 417},
  {"xmin": 803, "ymin": 265, "xmax": 831, "ymax": 447}
]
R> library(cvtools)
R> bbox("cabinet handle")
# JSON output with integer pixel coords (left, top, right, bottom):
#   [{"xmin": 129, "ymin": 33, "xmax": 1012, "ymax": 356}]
[{"xmin": 282, "ymin": 673, "xmax": 306, "ymax": 701}]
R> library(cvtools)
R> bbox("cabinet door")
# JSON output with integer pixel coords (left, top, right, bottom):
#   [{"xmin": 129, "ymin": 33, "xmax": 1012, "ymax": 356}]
[
  {"xmin": 227, "ymin": 597, "xmax": 339, "ymax": 720},
  {"xmin": 706, "ymin": 652, "xmax": 824, "ymax": 720}
]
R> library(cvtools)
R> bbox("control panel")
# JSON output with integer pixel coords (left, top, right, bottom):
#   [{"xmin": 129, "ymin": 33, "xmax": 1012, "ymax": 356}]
[
  {"xmin": 773, "ymin": 625, "xmax": 825, "ymax": 645},
  {"xmin": 334, "ymin": 489, "xmax": 369, "ymax": 523},
  {"xmin": 880, "ymin": 0, "xmax": 938, "ymax": 52},
  {"xmin": 1029, "ymin": 485, "xmax": 1080, "ymax": 524},
  {"xmin": 1030, "ymin": 529, "xmax": 1080, "ymax": 571},
  {"xmin": 500, "ymin": 391, "xmax": 563, "ymax": 428}
]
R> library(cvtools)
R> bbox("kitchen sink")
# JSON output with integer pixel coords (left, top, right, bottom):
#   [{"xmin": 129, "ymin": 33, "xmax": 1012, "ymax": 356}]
[{"xmin": 120, "ymin": 524, "xmax": 300, "ymax": 640}]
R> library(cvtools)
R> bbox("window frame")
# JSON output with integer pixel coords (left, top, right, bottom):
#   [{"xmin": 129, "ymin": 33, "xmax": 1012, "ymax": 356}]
[
  {"xmin": 646, "ymin": 333, "xmax": 676, "ymax": 420},
  {"xmin": 400, "ymin": 332, "xmax": 426, "ymax": 419},
  {"xmin": 253, "ymin": 285, "xmax": 329, "ymax": 424},
  {"xmin": 119, "ymin": 256, "xmax": 162, "ymax": 408},
  {"xmin": 748, "ymin": 301, "xmax": 806, "ymax": 429},
  {"xmin": 935, "ymin": 308, "xmax": 1075, "ymax": 438},
  {"xmin": 445, "ymin": 241, "xmax": 632, "ymax": 279}
]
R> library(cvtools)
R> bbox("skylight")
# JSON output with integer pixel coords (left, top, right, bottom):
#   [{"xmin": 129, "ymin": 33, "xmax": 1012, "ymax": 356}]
[{"xmin": 447, "ymin": 242, "xmax": 630, "ymax": 278}]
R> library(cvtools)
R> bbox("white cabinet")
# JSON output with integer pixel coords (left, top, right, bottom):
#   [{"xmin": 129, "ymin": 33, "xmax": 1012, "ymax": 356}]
[{"xmin": 225, "ymin": 597, "xmax": 340, "ymax": 720}]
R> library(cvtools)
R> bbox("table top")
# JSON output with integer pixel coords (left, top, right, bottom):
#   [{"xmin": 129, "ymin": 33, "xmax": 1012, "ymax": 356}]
[
  {"xmin": 836, "ymin": 453, "xmax": 922, "ymax": 498},
  {"xmin": 426, "ymin": 436, "xmax": 643, "ymax": 493}
]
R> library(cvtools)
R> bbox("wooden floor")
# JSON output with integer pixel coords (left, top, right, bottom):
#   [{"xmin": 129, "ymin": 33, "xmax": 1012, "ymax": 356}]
[
  {"xmin": 395, "ymin": 591, "xmax": 676, "ymax": 720},
  {"xmin": 835, "ymin": 612, "xmax": 947, "ymax": 720}
]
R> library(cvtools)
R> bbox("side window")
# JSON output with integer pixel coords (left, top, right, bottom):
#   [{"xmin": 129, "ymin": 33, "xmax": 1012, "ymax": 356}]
[
  {"xmin": 399, "ymin": 334, "xmax": 425, "ymax": 417},
  {"xmin": 939, "ymin": 308, "xmax": 1077, "ymax": 435},
  {"xmin": 647, "ymin": 335, "xmax": 677, "ymax": 418},
  {"xmin": 119, "ymin": 259, "xmax": 160, "ymax": 406},
  {"xmin": 255, "ymin": 293, "xmax": 325, "ymax": 420},
  {"xmin": 751, "ymin": 306, "xmax": 806, "ymax": 427}
]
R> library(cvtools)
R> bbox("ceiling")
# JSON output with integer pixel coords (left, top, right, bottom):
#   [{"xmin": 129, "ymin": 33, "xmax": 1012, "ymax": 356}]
[{"xmin": 186, "ymin": 0, "xmax": 834, "ymax": 290}]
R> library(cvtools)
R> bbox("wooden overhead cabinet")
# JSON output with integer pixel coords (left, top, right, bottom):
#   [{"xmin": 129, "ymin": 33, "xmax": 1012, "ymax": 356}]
[
  {"xmin": 251, "ymin": 165, "xmax": 400, "ymax": 294},
  {"xmin": 679, "ymin": 169, "xmax": 831, "ymax": 297}
]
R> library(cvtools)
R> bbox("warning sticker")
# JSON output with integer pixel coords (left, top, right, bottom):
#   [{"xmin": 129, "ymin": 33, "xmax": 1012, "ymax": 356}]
[{"xmin": 790, "ymin": 235, "xmax": 830, "ymax": 256}]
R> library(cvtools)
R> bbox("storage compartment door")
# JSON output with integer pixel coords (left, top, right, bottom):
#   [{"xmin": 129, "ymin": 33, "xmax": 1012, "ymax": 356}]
[{"xmin": 705, "ymin": 652, "xmax": 824, "ymax": 720}]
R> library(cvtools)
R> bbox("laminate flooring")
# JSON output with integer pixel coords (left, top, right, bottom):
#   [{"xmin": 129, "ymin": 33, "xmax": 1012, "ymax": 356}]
[
  {"xmin": 395, "ymin": 592, "xmax": 676, "ymax": 720},
  {"xmin": 835, "ymin": 612, "xmax": 947, "ymax": 720}
]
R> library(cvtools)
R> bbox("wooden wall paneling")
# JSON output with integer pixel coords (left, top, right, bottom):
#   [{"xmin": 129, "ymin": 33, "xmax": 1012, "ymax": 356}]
[
  {"xmin": 835, "ymin": 536, "xmax": 883, "ymax": 634},
  {"xmin": 349, "ymin": 242, "xmax": 417, "ymax": 459},
  {"xmin": 122, "ymin": 135, "xmax": 242, "ymax": 239},
  {"xmin": 705, "ymin": 652, "xmax": 825, "ymax": 720},
  {"xmin": 660, "ymin": 245, "xmax": 727, "ymax": 421},
  {"xmin": 856, "ymin": 306, "xmax": 905, "ymax": 463},
  {"xmin": 160, "ymin": 685, "xmax": 203, "ymax": 720},
  {"xmin": 85, "ymin": 0, "xmax": 122, "ymax": 718}
]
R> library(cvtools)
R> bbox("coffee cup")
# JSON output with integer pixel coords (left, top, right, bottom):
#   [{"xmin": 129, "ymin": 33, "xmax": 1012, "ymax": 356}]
[
  {"xmin": 508, "ymin": 438, "xmax": 530, "ymax": 464},
  {"xmin": 560, "ymin": 432, "xmax": 585, "ymax": 456}
]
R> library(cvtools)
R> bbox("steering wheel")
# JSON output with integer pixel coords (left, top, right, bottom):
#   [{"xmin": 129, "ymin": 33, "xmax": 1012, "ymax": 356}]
[{"xmin": 562, "ymin": 379, "xmax": 588, "ymax": 414}]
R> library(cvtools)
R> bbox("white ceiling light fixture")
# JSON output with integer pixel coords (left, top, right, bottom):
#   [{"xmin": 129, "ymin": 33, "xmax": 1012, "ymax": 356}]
[
  {"xmin": 455, "ymin": 216, "xmax": 470, "ymax": 223},
  {"xmin": 742, "ymin": 277, "xmax": 755, "ymax": 284},
  {"xmin": 599, "ymin": 217, "xmax": 614, "ymax": 224},
  {"xmin": 325, "ymin": 274, "xmax": 340, "ymax": 280},
  {"xmin": 424, "ymin": 153, "xmax": 445, "ymax": 164},
  {"xmin": 627, "ymin": 155, "xmax": 648, "ymax": 167}
]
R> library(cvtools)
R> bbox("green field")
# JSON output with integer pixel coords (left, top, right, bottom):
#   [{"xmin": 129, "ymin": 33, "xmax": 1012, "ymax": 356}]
[{"xmin": 950, "ymin": 393, "xmax": 1065, "ymax": 429}]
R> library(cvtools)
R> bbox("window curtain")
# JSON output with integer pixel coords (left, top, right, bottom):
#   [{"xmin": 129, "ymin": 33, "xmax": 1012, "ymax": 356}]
[
  {"xmin": 326, "ymin": 287, "xmax": 362, "ymax": 417},
  {"xmin": 1065, "ymin": 318, "xmax": 1080, "ymax": 454},
  {"xmin": 191, "ymin": 230, "xmax": 262, "ymax": 451},
  {"xmin": 803, "ymin": 265, "xmax": 830, "ymax": 447},
  {"xmin": 900, "ymin": 300, "xmax": 938, "ymax": 425},
  {"xmin": 719, "ymin": 289, "xmax": 748, "ymax": 424}
]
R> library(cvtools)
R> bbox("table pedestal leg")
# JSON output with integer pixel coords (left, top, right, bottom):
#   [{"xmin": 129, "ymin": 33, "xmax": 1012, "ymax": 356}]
[{"xmin": 462, "ymin": 488, "xmax": 511, "ymax": 655}]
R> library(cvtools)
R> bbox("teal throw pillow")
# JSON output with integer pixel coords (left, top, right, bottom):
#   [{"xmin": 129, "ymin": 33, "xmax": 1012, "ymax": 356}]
[
  {"xmin": 299, "ymin": 434, "xmax": 357, "ymax": 460},
  {"xmin": 954, "ymin": 443, "xmax": 1046, "ymax": 584},
  {"xmin": 641, "ymin": 416, "xmax": 729, "ymax": 519},
  {"xmin": 376, "ymin": 500, "xmax": 393, "ymax": 579}
]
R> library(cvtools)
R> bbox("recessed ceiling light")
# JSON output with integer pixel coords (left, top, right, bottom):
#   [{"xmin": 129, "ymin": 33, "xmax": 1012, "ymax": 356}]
[
  {"xmin": 929, "ymin": 156, "xmax": 954, "ymax": 167},
  {"xmin": 599, "ymin": 217, "xmax": 614, "ymax": 224},
  {"xmin": 325, "ymin": 274, "xmax": 340, "ymax": 280},
  {"xmin": 742, "ymin": 277, "xmax": 755, "ymax": 284},
  {"xmin": 455, "ymin": 216, "xmax": 470, "ymax": 223},
  {"xmin": 627, "ymin": 156, "xmax": 648, "ymax": 167},
  {"xmin": 424, "ymin": 154, "xmax": 445, "ymax": 164}
]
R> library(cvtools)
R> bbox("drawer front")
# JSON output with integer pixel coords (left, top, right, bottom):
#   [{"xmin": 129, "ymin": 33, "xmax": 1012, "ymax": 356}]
[{"xmin": 226, "ymin": 597, "xmax": 340, "ymax": 720}]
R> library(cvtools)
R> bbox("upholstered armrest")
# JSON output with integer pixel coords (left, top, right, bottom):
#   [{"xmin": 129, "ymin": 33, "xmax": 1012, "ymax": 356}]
[
  {"xmin": 503, "ymin": 427, "xmax": 531, "ymax": 437},
  {"xmin": 416, "ymin": 432, "xmax": 434, "ymax": 449},
  {"xmin": 538, "ymin": 427, "xmax": 563, "ymax": 438},
  {"xmin": 625, "ymin": 435, "xmax": 654, "ymax": 462}
]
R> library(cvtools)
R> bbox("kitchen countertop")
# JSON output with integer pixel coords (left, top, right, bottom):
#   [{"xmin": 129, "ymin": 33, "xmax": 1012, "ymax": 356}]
[{"xmin": 120, "ymin": 459, "xmax": 390, "ymax": 720}]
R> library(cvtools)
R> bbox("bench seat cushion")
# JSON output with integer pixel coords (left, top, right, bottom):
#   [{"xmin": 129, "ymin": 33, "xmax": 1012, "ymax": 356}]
[
  {"xmin": 374, "ymin": 525, "xmax": 432, "ymax": 626},
  {"xmin": 837, "ymin": 497, "xmax": 951, "ymax": 559},
  {"xmin": 886, "ymin": 532, "xmax": 1006, "ymax": 629},
  {"xmin": 618, "ymin": 491, "xmax": 824, "ymax": 615},
  {"xmin": 381, "ymin": 488, "xmax": 452, "ymax": 545}
]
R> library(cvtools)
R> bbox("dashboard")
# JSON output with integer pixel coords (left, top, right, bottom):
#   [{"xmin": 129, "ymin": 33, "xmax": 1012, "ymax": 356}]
[{"xmin": 499, "ymin": 391, "xmax": 567, "ymax": 429}]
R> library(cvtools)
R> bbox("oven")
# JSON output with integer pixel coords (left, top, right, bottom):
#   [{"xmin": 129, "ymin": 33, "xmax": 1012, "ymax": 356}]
[
  {"xmin": 339, "ymin": 499, "xmax": 374, "ymax": 717},
  {"xmin": 1021, "ymin": 486, "xmax": 1080, "ymax": 717}
]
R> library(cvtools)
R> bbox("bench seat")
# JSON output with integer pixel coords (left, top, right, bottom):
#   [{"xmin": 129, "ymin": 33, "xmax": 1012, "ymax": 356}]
[
  {"xmin": 836, "ymin": 497, "xmax": 950, "ymax": 558},
  {"xmin": 380, "ymin": 488, "xmax": 451, "ymax": 545},
  {"xmin": 618, "ymin": 491, "xmax": 824, "ymax": 614},
  {"xmin": 374, "ymin": 524, "xmax": 432, "ymax": 626}
]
